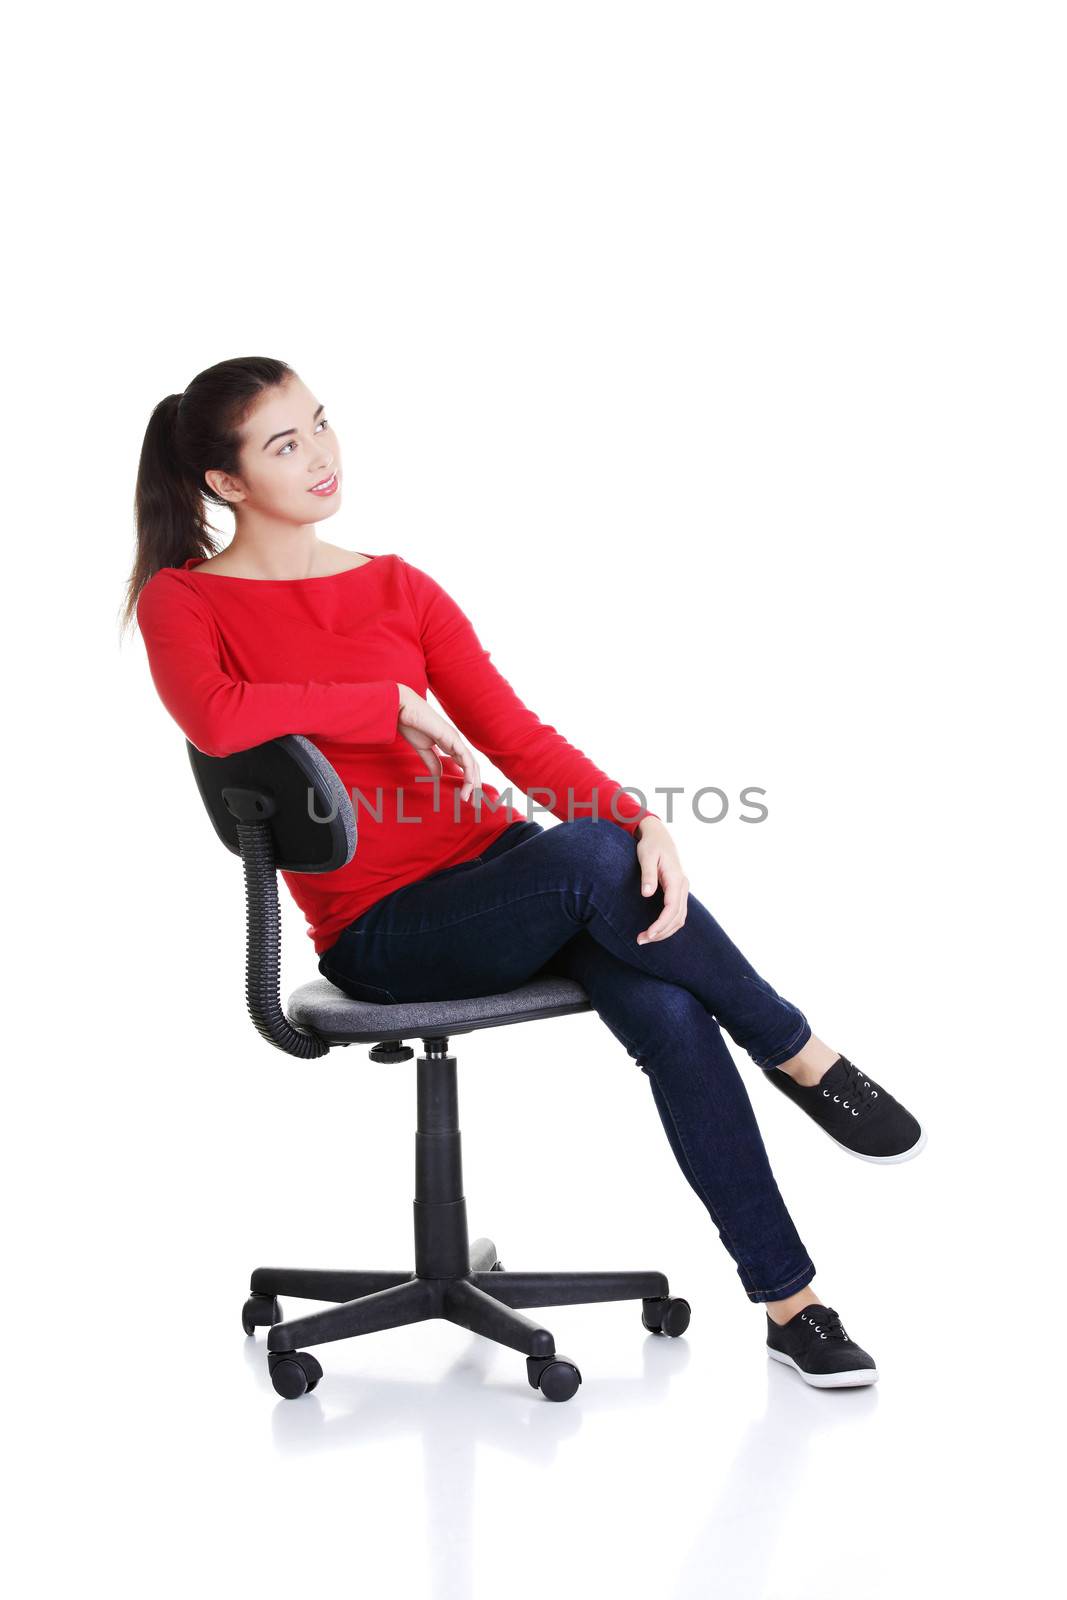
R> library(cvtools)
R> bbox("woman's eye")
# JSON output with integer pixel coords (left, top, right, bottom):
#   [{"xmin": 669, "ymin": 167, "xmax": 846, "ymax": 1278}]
[{"xmin": 278, "ymin": 419, "xmax": 328, "ymax": 456}]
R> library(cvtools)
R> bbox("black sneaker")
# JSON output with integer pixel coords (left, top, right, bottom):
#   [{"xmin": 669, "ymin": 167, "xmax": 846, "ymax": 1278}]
[
  {"xmin": 766, "ymin": 1303, "xmax": 878, "ymax": 1388},
  {"xmin": 766, "ymin": 1053, "xmax": 926, "ymax": 1163}
]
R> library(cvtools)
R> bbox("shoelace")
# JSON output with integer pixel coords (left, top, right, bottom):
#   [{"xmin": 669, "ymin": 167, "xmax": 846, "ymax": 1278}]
[
  {"xmin": 822, "ymin": 1059, "xmax": 880, "ymax": 1121},
  {"xmin": 800, "ymin": 1307, "xmax": 850, "ymax": 1342}
]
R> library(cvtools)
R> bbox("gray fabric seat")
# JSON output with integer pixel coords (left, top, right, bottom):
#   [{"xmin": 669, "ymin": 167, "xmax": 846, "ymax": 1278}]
[{"xmin": 287, "ymin": 974, "xmax": 594, "ymax": 1045}]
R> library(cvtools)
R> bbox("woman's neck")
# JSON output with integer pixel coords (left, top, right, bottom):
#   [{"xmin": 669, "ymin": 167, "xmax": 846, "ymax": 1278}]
[{"xmin": 195, "ymin": 536, "xmax": 363, "ymax": 581}]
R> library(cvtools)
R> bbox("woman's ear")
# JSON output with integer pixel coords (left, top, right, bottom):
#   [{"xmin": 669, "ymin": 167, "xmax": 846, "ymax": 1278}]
[{"xmin": 204, "ymin": 467, "xmax": 244, "ymax": 503}]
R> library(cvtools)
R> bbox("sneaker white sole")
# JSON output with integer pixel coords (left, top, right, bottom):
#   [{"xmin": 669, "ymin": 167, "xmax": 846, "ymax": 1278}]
[{"xmin": 767, "ymin": 1347, "xmax": 879, "ymax": 1387}]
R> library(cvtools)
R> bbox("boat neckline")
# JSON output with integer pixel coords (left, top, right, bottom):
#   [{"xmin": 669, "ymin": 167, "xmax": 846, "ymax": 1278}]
[{"xmin": 180, "ymin": 552, "xmax": 385, "ymax": 583}]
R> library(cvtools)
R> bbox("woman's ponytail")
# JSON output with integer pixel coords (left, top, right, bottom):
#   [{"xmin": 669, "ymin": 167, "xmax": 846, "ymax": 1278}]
[{"xmin": 119, "ymin": 354, "xmax": 295, "ymax": 638}]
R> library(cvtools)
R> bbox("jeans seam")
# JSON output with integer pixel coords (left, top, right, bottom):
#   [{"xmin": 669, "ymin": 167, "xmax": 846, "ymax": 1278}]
[
  {"xmin": 739, "ymin": 975, "xmax": 811, "ymax": 1069},
  {"xmin": 755, "ymin": 1017, "xmax": 812, "ymax": 1071},
  {"xmin": 752, "ymin": 1260, "xmax": 817, "ymax": 1299}
]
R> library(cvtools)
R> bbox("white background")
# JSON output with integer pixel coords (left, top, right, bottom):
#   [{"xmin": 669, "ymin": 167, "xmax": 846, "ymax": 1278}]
[{"xmin": 5, "ymin": 3, "xmax": 1063, "ymax": 1595}]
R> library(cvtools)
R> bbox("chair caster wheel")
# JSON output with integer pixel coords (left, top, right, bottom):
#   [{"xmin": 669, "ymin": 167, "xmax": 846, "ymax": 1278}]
[
  {"xmin": 268, "ymin": 1350, "xmax": 323, "ymax": 1399},
  {"xmin": 527, "ymin": 1353, "xmax": 582, "ymax": 1401},
  {"xmin": 642, "ymin": 1295, "xmax": 691, "ymax": 1337},
  {"xmin": 242, "ymin": 1292, "xmax": 282, "ymax": 1336}
]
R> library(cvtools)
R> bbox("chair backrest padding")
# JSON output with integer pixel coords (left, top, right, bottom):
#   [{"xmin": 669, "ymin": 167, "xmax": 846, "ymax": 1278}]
[{"xmin": 186, "ymin": 734, "xmax": 356, "ymax": 874}]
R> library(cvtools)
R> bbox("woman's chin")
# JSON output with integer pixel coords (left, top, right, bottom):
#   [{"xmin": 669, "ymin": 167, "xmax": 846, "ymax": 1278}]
[{"xmin": 308, "ymin": 491, "xmax": 343, "ymax": 521}]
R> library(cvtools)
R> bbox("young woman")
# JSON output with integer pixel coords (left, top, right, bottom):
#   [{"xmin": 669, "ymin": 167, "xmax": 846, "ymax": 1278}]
[{"xmin": 125, "ymin": 355, "xmax": 925, "ymax": 1390}]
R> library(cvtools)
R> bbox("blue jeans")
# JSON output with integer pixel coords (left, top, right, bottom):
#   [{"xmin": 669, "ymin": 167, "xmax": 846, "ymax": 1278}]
[{"xmin": 318, "ymin": 817, "xmax": 817, "ymax": 1304}]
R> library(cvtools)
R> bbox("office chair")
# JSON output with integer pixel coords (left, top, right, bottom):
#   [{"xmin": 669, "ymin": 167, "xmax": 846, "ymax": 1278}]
[{"xmin": 187, "ymin": 733, "xmax": 691, "ymax": 1402}]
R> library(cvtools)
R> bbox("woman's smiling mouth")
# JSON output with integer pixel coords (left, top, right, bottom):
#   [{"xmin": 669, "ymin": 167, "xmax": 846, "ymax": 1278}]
[{"xmin": 308, "ymin": 471, "xmax": 339, "ymax": 496}]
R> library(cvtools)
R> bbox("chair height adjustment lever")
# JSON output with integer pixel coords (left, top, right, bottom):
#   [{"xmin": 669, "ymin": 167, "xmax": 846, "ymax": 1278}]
[{"xmin": 369, "ymin": 1041, "xmax": 415, "ymax": 1063}]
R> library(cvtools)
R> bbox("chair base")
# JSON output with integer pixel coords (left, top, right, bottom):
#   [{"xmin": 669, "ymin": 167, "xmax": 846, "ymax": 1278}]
[
  {"xmin": 244, "ymin": 1247, "xmax": 689, "ymax": 1400},
  {"xmin": 242, "ymin": 1036, "xmax": 692, "ymax": 1400}
]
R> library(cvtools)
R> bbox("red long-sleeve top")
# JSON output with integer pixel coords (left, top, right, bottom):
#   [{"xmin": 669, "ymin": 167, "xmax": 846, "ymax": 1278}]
[{"xmin": 136, "ymin": 552, "xmax": 657, "ymax": 955}]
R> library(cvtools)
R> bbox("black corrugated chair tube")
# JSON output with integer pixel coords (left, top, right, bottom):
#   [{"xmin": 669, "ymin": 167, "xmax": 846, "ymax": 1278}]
[{"xmin": 236, "ymin": 819, "xmax": 331, "ymax": 1058}]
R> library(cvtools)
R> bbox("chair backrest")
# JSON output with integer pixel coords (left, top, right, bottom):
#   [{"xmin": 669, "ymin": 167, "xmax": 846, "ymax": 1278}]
[
  {"xmin": 186, "ymin": 733, "xmax": 355, "ymax": 872},
  {"xmin": 186, "ymin": 735, "xmax": 355, "ymax": 1057}
]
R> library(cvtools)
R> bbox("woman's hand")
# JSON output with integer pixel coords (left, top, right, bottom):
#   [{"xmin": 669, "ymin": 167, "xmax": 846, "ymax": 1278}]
[
  {"xmin": 396, "ymin": 683, "xmax": 482, "ymax": 802},
  {"xmin": 634, "ymin": 816, "xmax": 689, "ymax": 944}
]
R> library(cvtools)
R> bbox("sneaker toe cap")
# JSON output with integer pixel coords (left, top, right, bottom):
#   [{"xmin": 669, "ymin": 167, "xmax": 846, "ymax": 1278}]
[
  {"xmin": 854, "ymin": 1103, "xmax": 923, "ymax": 1158},
  {"xmin": 813, "ymin": 1343, "xmax": 878, "ymax": 1375}
]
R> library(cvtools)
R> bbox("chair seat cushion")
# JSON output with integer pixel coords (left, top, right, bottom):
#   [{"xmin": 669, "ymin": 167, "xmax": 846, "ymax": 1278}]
[{"xmin": 286, "ymin": 975, "xmax": 592, "ymax": 1045}]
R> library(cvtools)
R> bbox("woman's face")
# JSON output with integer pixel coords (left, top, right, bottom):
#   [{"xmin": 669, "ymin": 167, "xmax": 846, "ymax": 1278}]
[{"xmin": 207, "ymin": 374, "xmax": 343, "ymax": 523}]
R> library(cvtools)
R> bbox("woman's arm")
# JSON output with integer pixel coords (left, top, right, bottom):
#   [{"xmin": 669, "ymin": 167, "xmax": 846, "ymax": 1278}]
[
  {"xmin": 399, "ymin": 557, "xmax": 691, "ymax": 942},
  {"xmin": 136, "ymin": 573, "xmax": 401, "ymax": 759},
  {"xmin": 398, "ymin": 556, "xmax": 659, "ymax": 833},
  {"xmin": 400, "ymin": 557, "xmax": 692, "ymax": 943}
]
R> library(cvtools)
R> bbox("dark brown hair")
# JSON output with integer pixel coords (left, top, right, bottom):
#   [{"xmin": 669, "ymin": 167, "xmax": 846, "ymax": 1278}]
[{"xmin": 119, "ymin": 354, "xmax": 296, "ymax": 636}]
